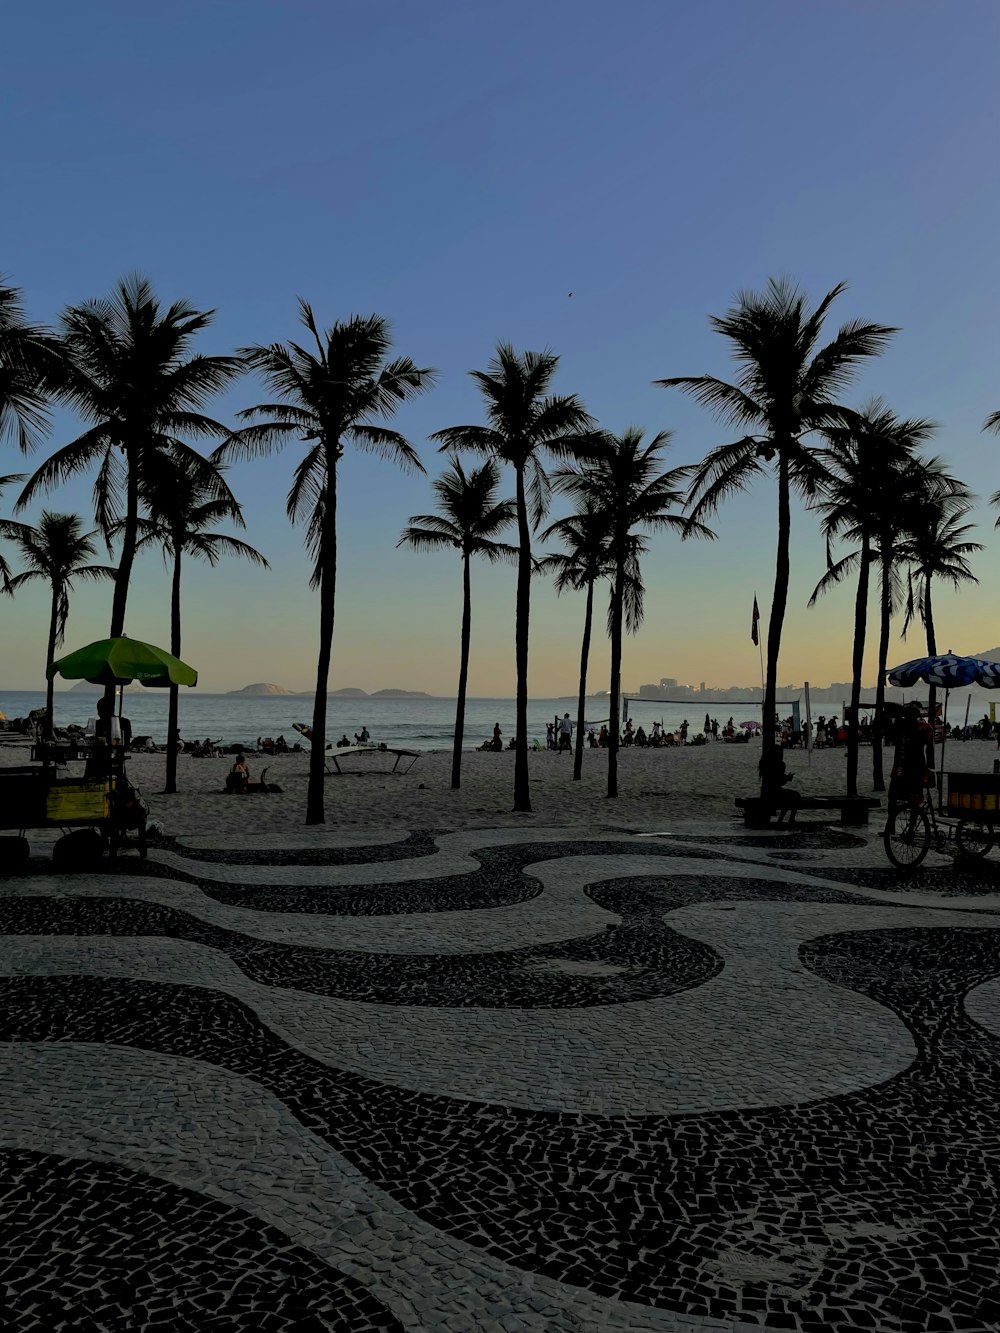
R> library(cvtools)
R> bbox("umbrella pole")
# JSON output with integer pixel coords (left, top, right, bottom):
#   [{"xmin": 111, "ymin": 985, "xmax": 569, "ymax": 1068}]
[{"xmin": 938, "ymin": 692, "xmax": 949, "ymax": 814}]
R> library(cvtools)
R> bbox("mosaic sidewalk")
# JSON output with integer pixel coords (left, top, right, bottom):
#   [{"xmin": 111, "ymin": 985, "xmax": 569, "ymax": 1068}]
[{"xmin": 2, "ymin": 822, "xmax": 1000, "ymax": 1332}]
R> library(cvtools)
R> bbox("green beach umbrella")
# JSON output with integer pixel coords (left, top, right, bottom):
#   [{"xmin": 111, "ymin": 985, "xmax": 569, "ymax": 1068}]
[{"xmin": 48, "ymin": 636, "xmax": 198, "ymax": 688}]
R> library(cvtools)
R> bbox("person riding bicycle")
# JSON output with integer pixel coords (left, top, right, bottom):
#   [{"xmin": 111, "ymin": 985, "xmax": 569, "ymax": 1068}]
[{"xmin": 889, "ymin": 703, "xmax": 935, "ymax": 806}]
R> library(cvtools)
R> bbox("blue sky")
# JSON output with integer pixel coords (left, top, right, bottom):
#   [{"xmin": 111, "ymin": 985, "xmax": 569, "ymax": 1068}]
[{"xmin": 3, "ymin": 0, "xmax": 1000, "ymax": 694}]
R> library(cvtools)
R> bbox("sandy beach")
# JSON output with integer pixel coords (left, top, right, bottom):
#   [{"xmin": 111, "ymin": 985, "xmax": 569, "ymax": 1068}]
[{"xmin": 4, "ymin": 735, "xmax": 997, "ymax": 840}]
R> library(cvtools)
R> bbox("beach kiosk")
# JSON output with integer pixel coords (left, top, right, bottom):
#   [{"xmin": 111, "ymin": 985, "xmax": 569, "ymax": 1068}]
[{"xmin": 0, "ymin": 636, "xmax": 197, "ymax": 866}]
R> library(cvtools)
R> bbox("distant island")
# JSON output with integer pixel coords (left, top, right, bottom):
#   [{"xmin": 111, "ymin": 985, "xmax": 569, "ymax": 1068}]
[
  {"xmin": 370, "ymin": 689, "xmax": 432, "ymax": 698},
  {"xmin": 227, "ymin": 683, "xmax": 297, "ymax": 696},
  {"xmin": 328, "ymin": 687, "xmax": 368, "ymax": 697}
]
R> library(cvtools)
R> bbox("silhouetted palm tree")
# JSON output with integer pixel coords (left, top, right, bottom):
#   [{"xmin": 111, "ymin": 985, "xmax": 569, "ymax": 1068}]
[
  {"xmin": 16, "ymin": 274, "xmax": 242, "ymax": 639},
  {"xmin": 221, "ymin": 305, "xmax": 433, "ymax": 824},
  {"xmin": 554, "ymin": 429, "xmax": 713, "ymax": 798},
  {"xmin": 868, "ymin": 456, "xmax": 962, "ymax": 789},
  {"xmin": 538, "ymin": 503, "xmax": 613, "ymax": 780},
  {"xmin": 129, "ymin": 455, "xmax": 269, "ymax": 793},
  {"xmin": 0, "ymin": 473, "xmax": 25, "ymax": 590},
  {"xmin": 658, "ymin": 278, "xmax": 894, "ymax": 778},
  {"xmin": 399, "ymin": 458, "xmax": 516, "ymax": 789},
  {"xmin": 433, "ymin": 345, "xmax": 594, "ymax": 812},
  {"xmin": 0, "ymin": 512, "xmax": 115, "ymax": 738},
  {"xmin": 901, "ymin": 484, "xmax": 980, "ymax": 734},
  {"xmin": 0, "ymin": 278, "xmax": 64, "ymax": 455},
  {"xmin": 809, "ymin": 401, "xmax": 935, "ymax": 795}
]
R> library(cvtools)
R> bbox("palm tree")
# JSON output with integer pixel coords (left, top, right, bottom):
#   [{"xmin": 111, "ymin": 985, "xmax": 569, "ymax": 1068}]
[
  {"xmin": 808, "ymin": 401, "xmax": 936, "ymax": 795},
  {"xmin": 0, "ymin": 473, "xmax": 25, "ymax": 591},
  {"xmin": 537, "ymin": 503, "xmax": 613, "ymax": 780},
  {"xmin": 0, "ymin": 512, "xmax": 115, "ymax": 738},
  {"xmin": 16, "ymin": 274, "xmax": 243, "ymax": 640},
  {"xmin": 657, "ymin": 278, "xmax": 895, "ymax": 780},
  {"xmin": 868, "ymin": 456, "xmax": 963, "ymax": 789},
  {"xmin": 432, "ymin": 345, "xmax": 594, "ymax": 812},
  {"xmin": 220, "ymin": 304, "xmax": 433, "ymax": 824},
  {"xmin": 900, "ymin": 481, "xmax": 980, "ymax": 739},
  {"xmin": 128, "ymin": 455, "xmax": 269, "ymax": 794},
  {"xmin": 398, "ymin": 458, "xmax": 517, "ymax": 789},
  {"xmin": 0, "ymin": 278, "xmax": 64, "ymax": 455},
  {"xmin": 554, "ymin": 429, "xmax": 713, "ymax": 798}
]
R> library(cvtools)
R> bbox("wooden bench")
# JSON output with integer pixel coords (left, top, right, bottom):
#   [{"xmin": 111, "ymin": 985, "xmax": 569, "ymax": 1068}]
[
  {"xmin": 735, "ymin": 795, "xmax": 881, "ymax": 828},
  {"xmin": 325, "ymin": 745, "xmax": 421, "ymax": 776}
]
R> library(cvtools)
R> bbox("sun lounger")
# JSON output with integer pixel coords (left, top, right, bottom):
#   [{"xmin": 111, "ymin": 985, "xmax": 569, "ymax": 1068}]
[{"xmin": 324, "ymin": 745, "xmax": 421, "ymax": 776}]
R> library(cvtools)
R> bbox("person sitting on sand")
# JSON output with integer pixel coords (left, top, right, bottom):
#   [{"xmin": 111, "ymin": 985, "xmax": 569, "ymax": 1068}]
[
  {"xmin": 226, "ymin": 754, "xmax": 250, "ymax": 794},
  {"xmin": 274, "ymin": 734, "xmax": 288, "ymax": 753},
  {"xmin": 337, "ymin": 735, "xmax": 352, "ymax": 748},
  {"xmin": 635, "ymin": 725, "xmax": 647, "ymax": 747}
]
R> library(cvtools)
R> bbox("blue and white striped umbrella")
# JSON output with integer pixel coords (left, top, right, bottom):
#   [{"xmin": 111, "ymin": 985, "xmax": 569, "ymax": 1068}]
[{"xmin": 887, "ymin": 653, "xmax": 1000, "ymax": 690}]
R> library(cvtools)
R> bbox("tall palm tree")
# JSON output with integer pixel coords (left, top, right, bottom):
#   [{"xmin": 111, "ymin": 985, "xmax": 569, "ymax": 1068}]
[
  {"xmin": 128, "ymin": 455, "xmax": 269, "ymax": 794},
  {"xmin": 808, "ymin": 401, "xmax": 936, "ymax": 795},
  {"xmin": 432, "ymin": 345, "xmax": 594, "ymax": 812},
  {"xmin": 554, "ymin": 429, "xmax": 713, "ymax": 798},
  {"xmin": 0, "ymin": 278, "xmax": 64, "ymax": 455},
  {"xmin": 398, "ymin": 458, "xmax": 517, "ymax": 789},
  {"xmin": 538, "ymin": 503, "xmax": 613, "ymax": 780},
  {"xmin": 16, "ymin": 274, "xmax": 243, "ymax": 641},
  {"xmin": 900, "ymin": 483, "xmax": 980, "ymax": 736},
  {"xmin": 0, "ymin": 512, "xmax": 115, "ymax": 738},
  {"xmin": 220, "ymin": 304, "xmax": 433, "ymax": 824},
  {"xmin": 868, "ymin": 456, "xmax": 963, "ymax": 789},
  {"xmin": 657, "ymin": 278, "xmax": 895, "ymax": 780}
]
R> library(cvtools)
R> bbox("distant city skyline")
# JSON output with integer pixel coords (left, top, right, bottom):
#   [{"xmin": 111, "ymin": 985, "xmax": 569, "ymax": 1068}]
[{"xmin": 2, "ymin": 2, "xmax": 1000, "ymax": 695}]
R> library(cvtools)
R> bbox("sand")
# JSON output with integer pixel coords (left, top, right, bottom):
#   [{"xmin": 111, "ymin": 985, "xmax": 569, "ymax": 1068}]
[{"xmin": 3, "ymin": 735, "xmax": 996, "ymax": 840}]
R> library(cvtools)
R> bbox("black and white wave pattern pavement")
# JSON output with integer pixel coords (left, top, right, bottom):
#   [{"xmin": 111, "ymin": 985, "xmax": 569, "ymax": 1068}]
[{"xmin": 3, "ymin": 823, "xmax": 1000, "ymax": 1332}]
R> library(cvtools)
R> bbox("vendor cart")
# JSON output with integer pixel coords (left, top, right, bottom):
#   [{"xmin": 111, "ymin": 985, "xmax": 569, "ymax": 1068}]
[
  {"xmin": 941, "ymin": 770, "xmax": 1000, "ymax": 859},
  {"xmin": 0, "ymin": 741, "xmax": 147, "ymax": 865}
]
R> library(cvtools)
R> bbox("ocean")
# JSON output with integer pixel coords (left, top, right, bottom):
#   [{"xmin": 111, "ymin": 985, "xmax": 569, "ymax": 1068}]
[{"xmin": 0, "ymin": 691, "xmax": 759, "ymax": 750}]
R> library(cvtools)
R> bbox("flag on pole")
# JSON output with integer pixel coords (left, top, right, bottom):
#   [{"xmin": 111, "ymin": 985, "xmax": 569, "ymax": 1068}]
[{"xmin": 751, "ymin": 595, "xmax": 760, "ymax": 646}]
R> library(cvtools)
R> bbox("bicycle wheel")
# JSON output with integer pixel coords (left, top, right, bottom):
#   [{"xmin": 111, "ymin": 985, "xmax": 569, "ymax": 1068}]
[
  {"xmin": 956, "ymin": 820, "xmax": 995, "ymax": 860},
  {"xmin": 884, "ymin": 803, "xmax": 930, "ymax": 870}
]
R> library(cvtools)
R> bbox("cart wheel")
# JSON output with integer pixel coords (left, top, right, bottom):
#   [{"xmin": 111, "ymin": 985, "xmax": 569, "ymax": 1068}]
[
  {"xmin": 955, "ymin": 821, "xmax": 995, "ymax": 860},
  {"xmin": 884, "ymin": 802, "xmax": 930, "ymax": 871}
]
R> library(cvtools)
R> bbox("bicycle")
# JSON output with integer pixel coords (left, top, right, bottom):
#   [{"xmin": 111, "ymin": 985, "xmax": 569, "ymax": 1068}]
[{"xmin": 883, "ymin": 784, "xmax": 995, "ymax": 871}]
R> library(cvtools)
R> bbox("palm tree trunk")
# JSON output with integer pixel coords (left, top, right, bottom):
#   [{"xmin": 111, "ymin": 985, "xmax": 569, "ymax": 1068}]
[
  {"xmin": 846, "ymin": 537, "xmax": 871, "ymax": 797},
  {"xmin": 607, "ymin": 558, "xmax": 624, "ymax": 799},
  {"xmin": 44, "ymin": 584, "xmax": 59, "ymax": 742},
  {"xmin": 110, "ymin": 449, "xmax": 139, "ymax": 637},
  {"xmin": 451, "ymin": 552, "xmax": 472, "ymax": 790},
  {"xmin": 871, "ymin": 554, "xmax": 892, "ymax": 791},
  {"xmin": 760, "ymin": 449, "xmax": 791, "ymax": 788},
  {"xmin": 924, "ymin": 572, "xmax": 937, "ymax": 732},
  {"xmin": 573, "ymin": 577, "xmax": 594, "ymax": 781},
  {"xmin": 164, "ymin": 547, "xmax": 182, "ymax": 795},
  {"xmin": 512, "ymin": 464, "xmax": 532, "ymax": 813},
  {"xmin": 306, "ymin": 468, "xmax": 337, "ymax": 824}
]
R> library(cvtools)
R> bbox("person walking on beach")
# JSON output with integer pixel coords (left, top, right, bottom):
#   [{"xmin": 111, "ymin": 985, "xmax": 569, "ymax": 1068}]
[
  {"xmin": 680, "ymin": 719, "xmax": 689, "ymax": 743},
  {"xmin": 558, "ymin": 712, "xmax": 573, "ymax": 752},
  {"xmin": 493, "ymin": 722, "xmax": 502, "ymax": 751}
]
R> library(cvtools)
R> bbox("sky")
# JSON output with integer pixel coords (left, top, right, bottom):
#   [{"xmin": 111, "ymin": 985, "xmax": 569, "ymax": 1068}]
[{"xmin": 2, "ymin": 0, "xmax": 1000, "ymax": 696}]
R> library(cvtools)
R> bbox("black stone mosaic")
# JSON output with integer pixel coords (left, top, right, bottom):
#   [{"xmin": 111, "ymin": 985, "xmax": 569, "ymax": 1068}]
[
  {"xmin": 822, "ymin": 858, "xmax": 1000, "ymax": 897},
  {"xmin": 0, "ymin": 894, "xmax": 722, "ymax": 1008},
  {"xmin": 0, "ymin": 1149, "xmax": 404, "ymax": 1332},
  {"xmin": 12, "ymin": 837, "xmax": 727, "ymax": 915},
  {"xmin": 5, "ymin": 919, "xmax": 1000, "ymax": 1331},
  {"xmin": 584, "ymin": 872, "xmax": 908, "ymax": 917},
  {"xmin": 149, "ymin": 827, "xmax": 443, "ymax": 867}
]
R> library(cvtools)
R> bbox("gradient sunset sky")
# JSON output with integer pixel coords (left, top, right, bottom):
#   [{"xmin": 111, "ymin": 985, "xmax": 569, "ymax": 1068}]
[{"xmin": 3, "ymin": 0, "xmax": 999, "ymax": 695}]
